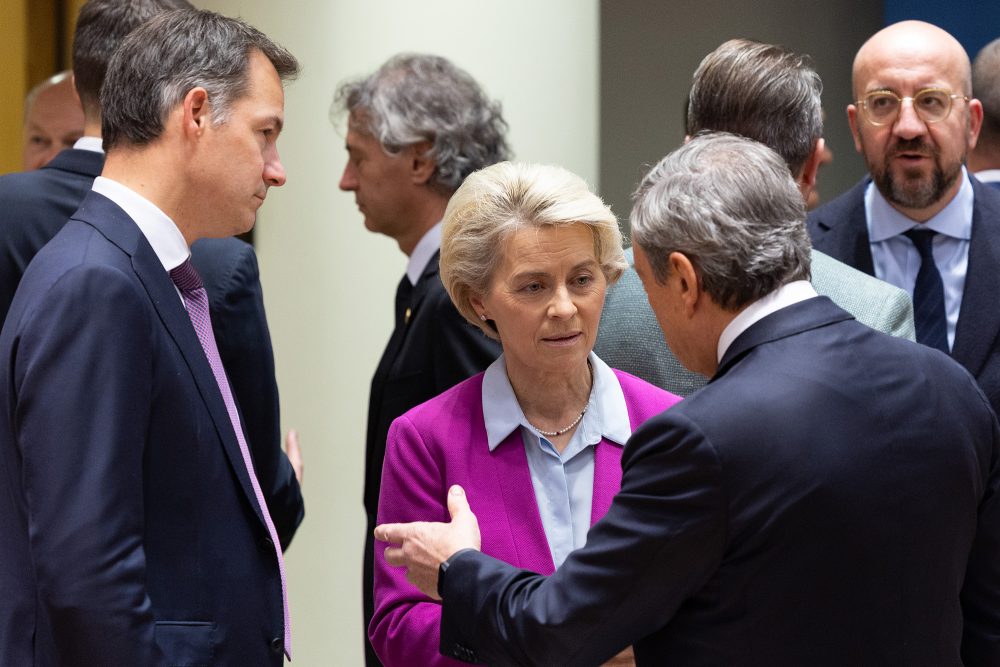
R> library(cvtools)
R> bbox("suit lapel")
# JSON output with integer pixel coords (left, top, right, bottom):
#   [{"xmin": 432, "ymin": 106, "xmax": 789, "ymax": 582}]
[
  {"xmin": 810, "ymin": 179, "xmax": 876, "ymax": 275},
  {"xmin": 714, "ymin": 297, "xmax": 854, "ymax": 380},
  {"xmin": 491, "ymin": 431, "xmax": 556, "ymax": 575},
  {"xmin": 44, "ymin": 148, "xmax": 104, "ymax": 180},
  {"xmin": 952, "ymin": 180, "xmax": 1000, "ymax": 375},
  {"xmin": 74, "ymin": 193, "xmax": 266, "ymax": 528}
]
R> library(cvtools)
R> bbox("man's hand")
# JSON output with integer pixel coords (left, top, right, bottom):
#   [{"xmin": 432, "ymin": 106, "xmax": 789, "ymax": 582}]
[
  {"xmin": 375, "ymin": 485, "xmax": 481, "ymax": 599},
  {"xmin": 284, "ymin": 429, "xmax": 303, "ymax": 484}
]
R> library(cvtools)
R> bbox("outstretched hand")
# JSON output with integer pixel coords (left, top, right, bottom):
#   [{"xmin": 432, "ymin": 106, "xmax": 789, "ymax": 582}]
[{"xmin": 375, "ymin": 485, "xmax": 481, "ymax": 599}]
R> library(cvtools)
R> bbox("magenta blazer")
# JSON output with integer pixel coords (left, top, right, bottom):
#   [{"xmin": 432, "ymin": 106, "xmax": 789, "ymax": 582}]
[{"xmin": 370, "ymin": 368, "xmax": 681, "ymax": 666}]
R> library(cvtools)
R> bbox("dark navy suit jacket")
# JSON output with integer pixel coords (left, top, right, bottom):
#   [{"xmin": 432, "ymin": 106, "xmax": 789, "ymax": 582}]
[
  {"xmin": 807, "ymin": 176, "xmax": 1000, "ymax": 416},
  {"xmin": 0, "ymin": 148, "xmax": 301, "ymax": 548},
  {"xmin": 0, "ymin": 193, "xmax": 287, "ymax": 665},
  {"xmin": 438, "ymin": 298, "xmax": 1000, "ymax": 666}
]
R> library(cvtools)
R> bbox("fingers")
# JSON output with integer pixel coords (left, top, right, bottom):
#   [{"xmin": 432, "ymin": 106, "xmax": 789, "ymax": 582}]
[
  {"xmin": 446, "ymin": 485, "xmax": 470, "ymax": 520},
  {"xmin": 284, "ymin": 428, "xmax": 303, "ymax": 484},
  {"xmin": 383, "ymin": 545, "xmax": 405, "ymax": 567},
  {"xmin": 374, "ymin": 523, "xmax": 404, "ymax": 544}
]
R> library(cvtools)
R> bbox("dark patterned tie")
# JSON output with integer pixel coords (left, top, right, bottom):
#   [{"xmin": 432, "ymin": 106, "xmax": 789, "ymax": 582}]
[
  {"xmin": 169, "ymin": 258, "xmax": 291, "ymax": 658},
  {"xmin": 903, "ymin": 228, "xmax": 949, "ymax": 353},
  {"xmin": 396, "ymin": 274, "xmax": 413, "ymax": 327}
]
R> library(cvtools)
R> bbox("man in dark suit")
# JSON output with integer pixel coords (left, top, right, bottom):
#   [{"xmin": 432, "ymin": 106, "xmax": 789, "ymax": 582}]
[
  {"xmin": 376, "ymin": 133, "xmax": 1000, "ymax": 665},
  {"xmin": 596, "ymin": 38, "xmax": 914, "ymax": 398},
  {"xmin": 970, "ymin": 36, "xmax": 1000, "ymax": 189},
  {"xmin": 0, "ymin": 9, "xmax": 301, "ymax": 664},
  {"xmin": 0, "ymin": 0, "xmax": 302, "ymax": 547},
  {"xmin": 333, "ymin": 53, "xmax": 505, "ymax": 664},
  {"xmin": 808, "ymin": 21, "xmax": 1000, "ymax": 415}
]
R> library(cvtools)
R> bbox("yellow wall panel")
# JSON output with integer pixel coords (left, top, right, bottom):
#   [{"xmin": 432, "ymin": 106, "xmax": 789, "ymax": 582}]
[{"xmin": 0, "ymin": 0, "xmax": 28, "ymax": 174}]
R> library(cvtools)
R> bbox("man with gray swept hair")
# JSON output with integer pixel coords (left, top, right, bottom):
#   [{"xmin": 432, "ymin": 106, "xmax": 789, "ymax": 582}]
[
  {"xmin": 970, "ymin": 36, "xmax": 1000, "ymax": 189},
  {"xmin": 374, "ymin": 132, "xmax": 1000, "ymax": 666},
  {"xmin": 596, "ymin": 38, "xmax": 915, "ymax": 397},
  {"xmin": 0, "ymin": 8, "xmax": 300, "ymax": 665},
  {"xmin": 333, "ymin": 52, "xmax": 505, "ymax": 665}
]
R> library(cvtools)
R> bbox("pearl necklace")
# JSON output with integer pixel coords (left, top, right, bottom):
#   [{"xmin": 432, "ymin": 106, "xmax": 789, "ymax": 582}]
[{"xmin": 527, "ymin": 404, "xmax": 588, "ymax": 437}]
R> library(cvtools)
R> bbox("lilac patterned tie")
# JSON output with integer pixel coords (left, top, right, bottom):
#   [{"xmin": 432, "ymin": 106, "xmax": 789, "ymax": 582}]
[{"xmin": 169, "ymin": 258, "xmax": 291, "ymax": 659}]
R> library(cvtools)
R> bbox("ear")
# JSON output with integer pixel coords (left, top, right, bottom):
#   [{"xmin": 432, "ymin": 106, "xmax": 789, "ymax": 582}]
[
  {"xmin": 182, "ymin": 87, "xmax": 212, "ymax": 139},
  {"xmin": 796, "ymin": 138, "xmax": 825, "ymax": 200},
  {"xmin": 846, "ymin": 104, "xmax": 864, "ymax": 153},
  {"xmin": 409, "ymin": 140, "xmax": 437, "ymax": 185},
  {"xmin": 468, "ymin": 293, "xmax": 486, "ymax": 319},
  {"xmin": 668, "ymin": 252, "xmax": 700, "ymax": 317},
  {"xmin": 967, "ymin": 98, "xmax": 984, "ymax": 151}
]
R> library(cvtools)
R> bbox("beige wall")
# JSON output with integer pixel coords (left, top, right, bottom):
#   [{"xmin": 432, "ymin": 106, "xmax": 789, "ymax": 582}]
[{"xmin": 194, "ymin": 1, "xmax": 599, "ymax": 663}]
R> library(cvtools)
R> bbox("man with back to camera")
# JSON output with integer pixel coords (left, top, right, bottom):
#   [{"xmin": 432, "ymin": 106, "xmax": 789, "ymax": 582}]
[
  {"xmin": 0, "ymin": 8, "xmax": 301, "ymax": 664},
  {"xmin": 969, "ymin": 36, "xmax": 1000, "ymax": 188},
  {"xmin": 808, "ymin": 20, "xmax": 1000, "ymax": 415},
  {"xmin": 0, "ymin": 0, "xmax": 304, "ymax": 549},
  {"xmin": 332, "ymin": 53, "xmax": 505, "ymax": 665},
  {"xmin": 377, "ymin": 132, "xmax": 1000, "ymax": 666},
  {"xmin": 596, "ymin": 38, "xmax": 915, "ymax": 396},
  {"xmin": 21, "ymin": 71, "xmax": 84, "ymax": 171}
]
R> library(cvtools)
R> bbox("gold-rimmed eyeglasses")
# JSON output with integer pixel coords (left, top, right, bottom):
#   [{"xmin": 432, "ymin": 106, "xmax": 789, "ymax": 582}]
[{"xmin": 855, "ymin": 88, "xmax": 970, "ymax": 126}]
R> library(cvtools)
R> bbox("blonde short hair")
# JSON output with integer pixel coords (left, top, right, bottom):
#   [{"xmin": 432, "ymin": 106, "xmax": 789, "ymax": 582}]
[{"xmin": 441, "ymin": 161, "xmax": 626, "ymax": 339}]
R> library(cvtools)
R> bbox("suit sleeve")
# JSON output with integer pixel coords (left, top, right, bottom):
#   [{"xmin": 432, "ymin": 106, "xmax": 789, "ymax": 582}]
[
  {"xmin": 428, "ymin": 287, "xmax": 501, "ymax": 394},
  {"xmin": 960, "ymin": 399, "xmax": 1000, "ymax": 665},
  {"xmin": 439, "ymin": 410, "xmax": 727, "ymax": 666},
  {"xmin": 13, "ymin": 265, "xmax": 164, "ymax": 664},
  {"xmin": 370, "ymin": 414, "xmax": 471, "ymax": 667},
  {"xmin": 882, "ymin": 289, "xmax": 916, "ymax": 341},
  {"xmin": 204, "ymin": 242, "xmax": 304, "ymax": 549}
]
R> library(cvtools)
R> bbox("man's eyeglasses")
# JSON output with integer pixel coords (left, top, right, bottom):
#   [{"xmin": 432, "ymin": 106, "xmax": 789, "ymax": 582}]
[{"xmin": 855, "ymin": 88, "xmax": 969, "ymax": 126}]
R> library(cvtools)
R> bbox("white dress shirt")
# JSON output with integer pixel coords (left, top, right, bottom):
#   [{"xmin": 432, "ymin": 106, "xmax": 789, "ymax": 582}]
[
  {"xmin": 864, "ymin": 170, "xmax": 973, "ymax": 350},
  {"xmin": 405, "ymin": 222, "xmax": 442, "ymax": 286},
  {"xmin": 90, "ymin": 177, "xmax": 189, "ymax": 299},
  {"xmin": 481, "ymin": 352, "xmax": 631, "ymax": 568},
  {"xmin": 717, "ymin": 281, "xmax": 819, "ymax": 362}
]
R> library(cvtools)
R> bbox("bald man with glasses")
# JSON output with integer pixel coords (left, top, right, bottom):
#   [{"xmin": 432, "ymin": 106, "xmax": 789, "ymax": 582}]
[{"xmin": 808, "ymin": 20, "xmax": 1000, "ymax": 416}]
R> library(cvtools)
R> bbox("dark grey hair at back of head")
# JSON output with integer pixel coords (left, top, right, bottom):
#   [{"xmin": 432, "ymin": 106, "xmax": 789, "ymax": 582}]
[
  {"xmin": 333, "ymin": 53, "xmax": 511, "ymax": 194},
  {"xmin": 72, "ymin": 0, "xmax": 195, "ymax": 118},
  {"xmin": 687, "ymin": 38, "xmax": 823, "ymax": 177},
  {"xmin": 101, "ymin": 8, "xmax": 299, "ymax": 151},
  {"xmin": 630, "ymin": 132, "xmax": 811, "ymax": 311},
  {"xmin": 973, "ymin": 37, "xmax": 1000, "ymax": 143}
]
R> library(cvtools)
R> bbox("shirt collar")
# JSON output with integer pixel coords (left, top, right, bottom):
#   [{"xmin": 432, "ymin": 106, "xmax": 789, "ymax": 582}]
[
  {"xmin": 867, "ymin": 166, "xmax": 974, "ymax": 242},
  {"xmin": 91, "ymin": 176, "xmax": 189, "ymax": 272},
  {"xmin": 974, "ymin": 169, "xmax": 1000, "ymax": 184},
  {"xmin": 73, "ymin": 136, "xmax": 104, "ymax": 154},
  {"xmin": 717, "ymin": 280, "xmax": 818, "ymax": 362},
  {"xmin": 481, "ymin": 351, "xmax": 631, "ymax": 450},
  {"xmin": 405, "ymin": 221, "xmax": 442, "ymax": 285}
]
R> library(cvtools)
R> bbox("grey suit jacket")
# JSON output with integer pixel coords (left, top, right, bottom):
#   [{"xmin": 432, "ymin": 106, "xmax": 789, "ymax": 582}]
[{"xmin": 595, "ymin": 247, "xmax": 915, "ymax": 395}]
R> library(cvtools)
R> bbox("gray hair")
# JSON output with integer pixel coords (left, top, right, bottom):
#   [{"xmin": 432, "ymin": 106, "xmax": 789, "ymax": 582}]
[
  {"xmin": 441, "ymin": 161, "xmax": 626, "ymax": 339},
  {"xmin": 333, "ymin": 53, "xmax": 510, "ymax": 194},
  {"xmin": 101, "ymin": 8, "xmax": 299, "ymax": 150},
  {"xmin": 631, "ymin": 132, "xmax": 811, "ymax": 311},
  {"xmin": 687, "ymin": 39, "xmax": 823, "ymax": 177},
  {"xmin": 974, "ymin": 37, "xmax": 1000, "ymax": 144}
]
